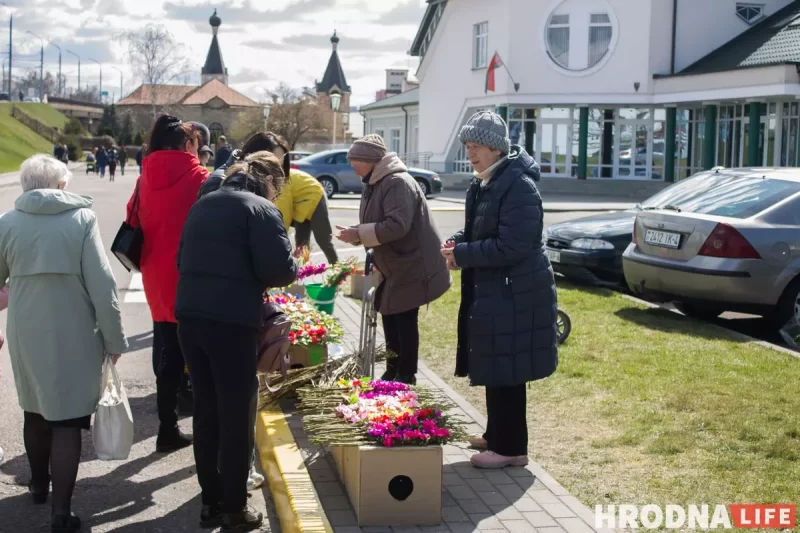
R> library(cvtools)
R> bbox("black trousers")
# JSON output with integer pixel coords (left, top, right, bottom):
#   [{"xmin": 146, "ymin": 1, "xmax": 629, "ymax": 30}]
[
  {"xmin": 153, "ymin": 322, "xmax": 186, "ymax": 430},
  {"xmin": 178, "ymin": 318, "xmax": 259, "ymax": 512},
  {"xmin": 294, "ymin": 196, "xmax": 338, "ymax": 265},
  {"xmin": 484, "ymin": 385, "xmax": 528, "ymax": 457},
  {"xmin": 382, "ymin": 307, "xmax": 420, "ymax": 377}
]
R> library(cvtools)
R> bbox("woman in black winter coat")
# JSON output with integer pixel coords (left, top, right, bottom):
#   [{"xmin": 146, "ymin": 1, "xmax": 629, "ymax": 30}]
[
  {"xmin": 175, "ymin": 151, "xmax": 297, "ymax": 530},
  {"xmin": 442, "ymin": 111, "xmax": 558, "ymax": 470}
]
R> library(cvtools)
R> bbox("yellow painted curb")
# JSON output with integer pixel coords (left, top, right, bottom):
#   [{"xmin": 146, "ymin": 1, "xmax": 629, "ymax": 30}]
[
  {"xmin": 256, "ymin": 406, "xmax": 333, "ymax": 533},
  {"xmin": 329, "ymin": 205, "xmax": 464, "ymax": 212}
]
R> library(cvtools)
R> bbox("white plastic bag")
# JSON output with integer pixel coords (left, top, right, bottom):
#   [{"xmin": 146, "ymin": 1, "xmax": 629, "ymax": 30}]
[{"xmin": 92, "ymin": 356, "xmax": 134, "ymax": 460}]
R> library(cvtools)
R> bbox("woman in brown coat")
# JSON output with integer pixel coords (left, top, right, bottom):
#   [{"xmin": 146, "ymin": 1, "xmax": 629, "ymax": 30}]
[{"xmin": 336, "ymin": 134, "xmax": 450, "ymax": 384}]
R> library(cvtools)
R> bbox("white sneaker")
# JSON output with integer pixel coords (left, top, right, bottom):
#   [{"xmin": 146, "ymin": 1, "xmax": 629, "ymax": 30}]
[{"xmin": 247, "ymin": 470, "xmax": 265, "ymax": 491}]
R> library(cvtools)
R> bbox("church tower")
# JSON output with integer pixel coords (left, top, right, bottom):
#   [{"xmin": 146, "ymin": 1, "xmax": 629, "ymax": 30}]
[
  {"xmin": 202, "ymin": 9, "xmax": 228, "ymax": 85},
  {"xmin": 316, "ymin": 31, "xmax": 351, "ymax": 142}
]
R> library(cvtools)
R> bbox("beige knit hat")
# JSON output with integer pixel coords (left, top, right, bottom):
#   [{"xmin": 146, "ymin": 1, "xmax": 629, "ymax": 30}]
[{"xmin": 347, "ymin": 134, "xmax": 387, "ymax": 162}]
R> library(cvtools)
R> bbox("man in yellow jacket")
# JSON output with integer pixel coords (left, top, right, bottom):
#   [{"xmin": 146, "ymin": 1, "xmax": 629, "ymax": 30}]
[{"xmin": 275, "ymin": 168, "xmax": 338, "ymax": 264}]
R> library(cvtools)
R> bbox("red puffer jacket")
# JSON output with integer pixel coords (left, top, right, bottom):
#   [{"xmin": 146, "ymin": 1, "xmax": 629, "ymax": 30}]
[{"xmin": 126, "ymin": 150, "xmax": 208, "ymax": 323}]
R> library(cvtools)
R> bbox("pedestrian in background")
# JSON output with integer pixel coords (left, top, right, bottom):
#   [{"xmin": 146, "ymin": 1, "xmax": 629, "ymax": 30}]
[
  {"xmin": 177, "ymin": 151, "xmax": 297, "ymax": 531},
  {"xmin": 119, "ymin": 146, "xmax": 128, "ymax": 176},
  {"xmin": 214, "ymin": 135, "xmax": 232, "ymax": 170},
  {"xmin": 96, "ymin": 146, "xmax": 108, "ymax": 179},
  {"xmin": 199, "ymin": 145, "xmax": 214, "ymax": 167},
  {"xmin": 0, "ymin": 154, "xmax": 127, "ymax": 532},
  {"xmin": 442, "ymin": 111, "xmax": 558, "ymax": 469},
  {"xmin": 126, "ymin": 114, "xmax": 209, "ymax": 453},
  {"xmin": 108, "ymin": 146, "xmax": 118, "ymax": 182},
  {"xmin": 136, "ymin": 143, "xmax": 146, "ymax": 175},
  {"xmin": 60, "ymin": 144, "xmax": 69, "ymax": 164},
  {"xmin": 336, "ymin": 134, "xmax": 450, "ymax": 385}
]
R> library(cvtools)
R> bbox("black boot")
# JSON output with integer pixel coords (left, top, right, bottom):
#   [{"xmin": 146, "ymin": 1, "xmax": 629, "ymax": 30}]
[
  {"xmin": 200, "ymin": 503, "xmax": 224, "ymax": 529},
  {"xmin": 222, "ymin": 505, "xmax": 263, "ymax": 532},
  {"xmin": 380, "ymin": 358, "xmax": 398, "ymax": 381},
  {"xmin": 156, "ymin": 426, "xmax": 193, "ymax": 453},
  {"xmin": 51, "ymin": 513, "xmax": 81, "ymax": 533},
  {"xmin": 396, "ymin": 374, "xmax": 417, "ymax": 385}
]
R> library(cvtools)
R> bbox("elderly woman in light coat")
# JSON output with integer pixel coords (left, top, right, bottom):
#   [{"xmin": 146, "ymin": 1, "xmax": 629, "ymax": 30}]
[{"xmin": 0, "ymin": 154, "xmax": 127, "ymax": 533}]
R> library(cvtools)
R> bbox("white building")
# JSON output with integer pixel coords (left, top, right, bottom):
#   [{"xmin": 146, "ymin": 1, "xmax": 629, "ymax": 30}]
[{"xmin": 362, "ymin": 0, "xmax": 800, "ymax": 190}]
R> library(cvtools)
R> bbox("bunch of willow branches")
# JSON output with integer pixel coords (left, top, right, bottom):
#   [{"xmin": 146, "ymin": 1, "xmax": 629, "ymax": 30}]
[{"xmin": 295, "ymin": 383, "xmax": 468, "ymax": 447}]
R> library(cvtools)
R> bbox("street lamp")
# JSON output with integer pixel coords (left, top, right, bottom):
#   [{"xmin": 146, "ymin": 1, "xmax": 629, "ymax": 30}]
[
  {"xmin": 26, "ymin": 30, "xmax": 44, "ymax": 101},
  {"xmin": 263, "ymin": 103, "xmax": 271, "ymax": 131},
  {"xmin": 66, "ymin": 49, "xmax": 80, "ymax": 98},
  {"xmin": 88, "ymin": 57, "xmax": 101, "ymax": 104},
  {"xmin": 330, "ymin": 90, "xmax": 342, "ymax": 146},
  {"xmin": 49, "ymin": 42, "xmax": 61, "ymax": 96},
  {"xmin": 1, "ymin": 2, "xmax": 12, "ymax": 95},
  {"xmin": 110, "ymin": 65, "xmax": 122, "ymax": 102}
]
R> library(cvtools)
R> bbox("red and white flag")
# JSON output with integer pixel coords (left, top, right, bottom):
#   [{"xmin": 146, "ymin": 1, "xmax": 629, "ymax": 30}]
[{"xmin": 485, "ymin": 52, "xmax": 503, "ymax": 93}]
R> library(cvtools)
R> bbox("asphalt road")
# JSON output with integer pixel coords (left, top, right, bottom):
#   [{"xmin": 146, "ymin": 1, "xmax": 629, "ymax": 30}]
[{"xmin": 0, "ymin": 168, "xmax": 593, "ymax": 532}]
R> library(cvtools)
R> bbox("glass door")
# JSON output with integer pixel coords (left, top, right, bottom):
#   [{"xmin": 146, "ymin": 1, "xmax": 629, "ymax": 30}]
[
  {"xmin": 537, "ymin": 119, "xmax": 573, "ymax": 178},
  {"xmin": 615, "ymin": 120, "xmax": 652, "ymax": 180}
]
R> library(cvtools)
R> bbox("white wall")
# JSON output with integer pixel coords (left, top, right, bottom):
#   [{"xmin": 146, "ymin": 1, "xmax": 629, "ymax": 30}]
[
  {"xmin": 363, "ymin": 105, "xmax": 419, "ymax": 154},
  {"xmin": 674, "ymin": 0, "xmax": 794, "ymax": 72}
]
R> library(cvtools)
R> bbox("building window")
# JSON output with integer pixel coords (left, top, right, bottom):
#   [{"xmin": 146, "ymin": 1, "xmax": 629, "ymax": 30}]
[
  {"xmin": 390, "ymin": 128, "xmax": 401, "ymax": 153},
  {"xmin": 588, "ymin": 14, "xmax": 612, "ymax": 68},
  {"xmin": 546, "ymin": 14, "xmax": 570, "ymax": 69},
  {"xmin": 545, "ymin": 0, "xmax": 617, "ymax": 73},
  {"xmin": 374, "ymin": 129, "xmax": 385, "ymax": 140},
  {"xmin": 736, "ymin": 3, "xmax": 764, "ymax": 24},
  {"xmin": 473, "ymin": 22, "xmax": 489, "ymax": 69}
]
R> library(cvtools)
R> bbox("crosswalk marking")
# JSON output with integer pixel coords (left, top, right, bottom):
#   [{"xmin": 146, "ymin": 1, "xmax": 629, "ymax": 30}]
[{"xmin": 122, "ymin": 247, "xmax": 366, "ymax": 304}]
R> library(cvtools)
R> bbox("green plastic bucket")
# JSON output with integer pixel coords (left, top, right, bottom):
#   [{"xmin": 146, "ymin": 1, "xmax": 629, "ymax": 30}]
[{"xmin": 305, "ymin": 283, "xmax": 337, "ymax": 314}]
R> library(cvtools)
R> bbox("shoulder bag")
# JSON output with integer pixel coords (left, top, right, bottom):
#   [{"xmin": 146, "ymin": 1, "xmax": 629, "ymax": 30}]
[{"xmin": 111, "ymin": 180, "xmax": 144, "ymax": 272}]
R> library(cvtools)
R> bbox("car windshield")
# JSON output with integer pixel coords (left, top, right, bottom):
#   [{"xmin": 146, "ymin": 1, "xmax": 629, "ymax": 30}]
[{"xmin": 640, "ymin": 173, "xmax": 800, "ymax": 218}]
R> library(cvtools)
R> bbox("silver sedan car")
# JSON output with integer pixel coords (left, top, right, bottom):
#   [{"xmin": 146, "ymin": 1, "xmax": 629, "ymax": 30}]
[{"xmin": 623, "ymin": 168, "xmax": 800, "ymax": 328}]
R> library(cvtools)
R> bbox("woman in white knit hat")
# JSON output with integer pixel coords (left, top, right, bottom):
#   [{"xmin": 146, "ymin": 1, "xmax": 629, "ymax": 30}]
[{"xmin": 442, "ymin": 111, "xmax": 559, "ymax": 469}]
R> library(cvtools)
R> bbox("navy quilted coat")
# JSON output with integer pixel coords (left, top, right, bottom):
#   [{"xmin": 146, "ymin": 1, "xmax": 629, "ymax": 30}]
[{"xmin": 451, "ymin": 147, "xmax": 558, "ymax": 387}]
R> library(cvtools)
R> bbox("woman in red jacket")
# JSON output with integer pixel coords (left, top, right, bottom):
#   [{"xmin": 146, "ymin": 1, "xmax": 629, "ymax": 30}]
[{"xmin": 126, "ymin": 114, "xmax": 209, "ymax": 452}]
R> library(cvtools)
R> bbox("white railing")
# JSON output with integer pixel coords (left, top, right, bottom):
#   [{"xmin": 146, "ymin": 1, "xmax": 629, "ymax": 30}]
[{"xmin": 398, "ymin": 151, "xmax": 433, "ymax": 169}]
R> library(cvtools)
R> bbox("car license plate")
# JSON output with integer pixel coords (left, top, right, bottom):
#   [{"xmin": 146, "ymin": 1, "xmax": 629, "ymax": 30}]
[
  {"xmin": 644, "ymin": 229, "xmax": 681, "ymax": 249},
  {"xmin": 546, "ymin": 249, "xmax": 561, "ymax": 263}
]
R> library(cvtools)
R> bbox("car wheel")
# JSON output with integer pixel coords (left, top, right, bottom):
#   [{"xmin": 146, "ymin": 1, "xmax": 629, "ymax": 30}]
[
  {"xmin": 319, "ymin": 177, "xmax": 337, "ymax": 199},
  {"xmin": 673, "ymin": 302, "xmax": 723, "ymax": 321},
  {"xmin": 416, "ymin": 179, "xmax": 431, "ymax": 197},
  {"xmin": 769, "ymin": 277, "xmax": 800, "ymax": 330}
]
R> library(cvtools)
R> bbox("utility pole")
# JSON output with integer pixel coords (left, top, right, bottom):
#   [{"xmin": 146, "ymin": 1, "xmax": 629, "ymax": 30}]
[
  {"xmin": 89, "ymin": 57, "xmax": 101, "ymax": 103},
  {"xmin": 2, "ymin": 2, "xmax": 12, "ymax": 96},
  {"xmin": 111, "ymin": 65, "xmax": 122, "ymax": 102},
  {"xmin": 26, "ymin": 31, "xmax": 44, "ymax": 100},
  {"xmin": 66, "ymin": 49, "xmax": 79, "ymax": 99},
  {"xmin": 50, "ymin": 42, "xmax": 61, "ymax": 96}
]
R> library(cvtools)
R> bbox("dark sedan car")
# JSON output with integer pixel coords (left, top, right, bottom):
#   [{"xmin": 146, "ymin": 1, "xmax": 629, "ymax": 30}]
[
  {"xmin": 545, "ymin": 170, "xmax": 719, "ymax": 284},
  {"xmin": 291, "ymin": 149, "xmax": 443, "ymax": 199}
]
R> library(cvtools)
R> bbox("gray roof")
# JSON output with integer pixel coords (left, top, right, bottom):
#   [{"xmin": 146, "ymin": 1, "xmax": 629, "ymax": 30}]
[
  {"xmin": 360, "ymin": 88, "xmax": 419, "ymax": 112},
  {"xmin": 666, "ymin": 0, "xmax": 800, "ymax": 77},
  {"xmin": 317, "ymin": 33, "xmax": 351, "ymax": 93},
  {"xmin": 202, "ymin": 35, "xmax": 226, "ymax": 76},
  {"xmin": 410, "ymin": 0, "xmax": 446, "ymax": 57}
]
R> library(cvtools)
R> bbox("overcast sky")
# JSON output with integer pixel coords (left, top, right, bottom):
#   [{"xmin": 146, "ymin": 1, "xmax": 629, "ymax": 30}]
[{"xmin": 0, "ymin": 0, "xmax": 425, "ymax": 107}]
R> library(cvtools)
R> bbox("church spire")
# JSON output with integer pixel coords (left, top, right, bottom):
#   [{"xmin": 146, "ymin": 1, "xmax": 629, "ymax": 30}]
[
  {"xmin": 316, "ymin": 31, "xmax": 350, "ymax": 94},
  {"xmin": 202, "ymin": 9, "xmax": 228, "ymax": 85}
]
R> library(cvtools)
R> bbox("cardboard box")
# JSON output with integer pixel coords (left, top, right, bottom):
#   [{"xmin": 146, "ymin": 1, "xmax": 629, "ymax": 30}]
[
  {"xmin": 333, "ymin": 445, "xmax": 443, "ymax": 526},
  {"xmin": 284, "ymin": 283, "xmax": 306, "ymax": 298},
  {"xmin": 349, "ymin": 272, "xmax": 366, "ymax": 299},
  {"xmin": 288, "ymin": 344, "xmax": 328, "ymax": 368}
]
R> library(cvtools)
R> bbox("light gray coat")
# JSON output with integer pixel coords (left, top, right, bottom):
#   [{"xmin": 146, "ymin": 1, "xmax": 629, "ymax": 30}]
[{"xmin": 0, "ymin": 190, "xmax": 127, "ymax": 421}]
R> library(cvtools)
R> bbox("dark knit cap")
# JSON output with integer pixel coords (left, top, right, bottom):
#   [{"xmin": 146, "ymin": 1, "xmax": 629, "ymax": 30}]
[{"xmin": 348, "ymin": 134, "xmax": 387, "ymax": 162}]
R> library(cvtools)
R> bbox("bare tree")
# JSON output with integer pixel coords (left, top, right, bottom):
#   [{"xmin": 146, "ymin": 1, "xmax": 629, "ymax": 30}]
[{"xmin": 122, "ymin": 24, "xmax": 192, "ymax": 119}]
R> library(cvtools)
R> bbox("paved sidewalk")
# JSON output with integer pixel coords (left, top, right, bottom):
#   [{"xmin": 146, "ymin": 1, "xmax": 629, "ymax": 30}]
[
  {"xmin": 282, "ymin": 296, "xmax": 607, "ymax": 533},
  {"xmin": 0, "ymin": 161, "xmax": 84, "ymax": 188}
]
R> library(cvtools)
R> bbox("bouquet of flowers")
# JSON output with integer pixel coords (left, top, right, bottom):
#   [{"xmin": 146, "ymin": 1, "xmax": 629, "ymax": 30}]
[
  {"xmin": 325, "ymin": 257, "xmax": 359, "ymax": 288},
  {"xmin": 267, "ymin": 291, "xmax": 343, "ymax": 346},
  {"xmin": 297, "ymin": 378, "xmax": 465, "ymax": 448},
  {"xmin": 297, "ymin": 263, "xmax": 327, "ymax": 282}
]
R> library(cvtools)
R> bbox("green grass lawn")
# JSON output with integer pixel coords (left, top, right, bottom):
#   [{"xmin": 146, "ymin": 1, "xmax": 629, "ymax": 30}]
[
  {"xmin": 0, "ymin": 110, "xmax": 53, "ymax": 173},
  {"xmin": 418, "ymin": 273, "xmax": 800, "ymax": 514},
  {"xmin": 0, "ymin": 102, "xmax": 68, "ymax": 130}
]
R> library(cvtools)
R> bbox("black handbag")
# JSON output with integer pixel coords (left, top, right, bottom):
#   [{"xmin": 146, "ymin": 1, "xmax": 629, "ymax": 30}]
[{"xmin": 111, "ymin": 180, "xmax": 144, "ymax": 272}]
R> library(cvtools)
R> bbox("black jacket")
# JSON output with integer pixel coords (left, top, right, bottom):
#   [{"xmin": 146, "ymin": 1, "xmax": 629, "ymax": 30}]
[
  {"xmin": 451, "ymin": 146, "xmax": 558, "ymax": 387},
  {"xmin": 175, "ymin": 176, "xmax": 298, "ymax": 328},
  {"xmin": 214, "ymin": 146, "xmax": 232, "ymax": 170}
]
